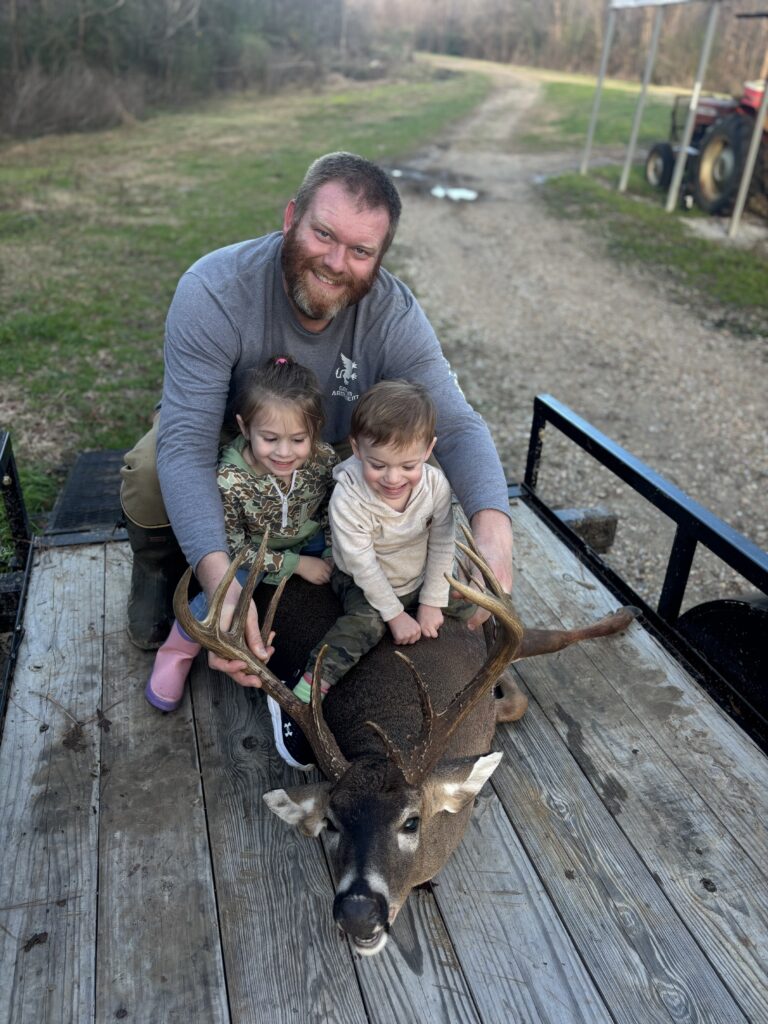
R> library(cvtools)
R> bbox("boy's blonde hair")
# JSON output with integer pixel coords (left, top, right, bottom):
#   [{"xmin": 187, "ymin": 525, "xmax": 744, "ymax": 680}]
[{"xmin": 350, "ymin": 380, "xmax": 436, "ymax": 450}]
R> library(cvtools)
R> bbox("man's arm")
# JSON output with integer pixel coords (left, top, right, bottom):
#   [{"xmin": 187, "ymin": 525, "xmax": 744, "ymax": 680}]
[
  {"xmin": 160, "ymin": 270, "xmax": 270, "ymax": 678},
  {"xmin": 158, "ymin": 270, "xmax": 241, "ymax": 569}
]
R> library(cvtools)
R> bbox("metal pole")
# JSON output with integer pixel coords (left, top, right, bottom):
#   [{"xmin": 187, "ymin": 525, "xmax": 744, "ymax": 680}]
[
  {"xmin": 728, "ymin": 68, "xmax": 768, "ymax": 238},
  {"xmin": 619, "ymin": 6, "xmax": 664, "ymax": 193},
  {"xmin": 581, "ymin": 7, "xmax": 617, "ymax": 176},
  {"xmin": 664, "ymin": 0, "xmax": 720, "ymax": 212}
]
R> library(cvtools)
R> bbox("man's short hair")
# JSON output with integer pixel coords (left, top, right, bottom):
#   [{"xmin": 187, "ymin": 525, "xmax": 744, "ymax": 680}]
[
  {"xmin": 351, "ymin": 380, "xmax": 436, "ymax": 450},
  {"xmin": 293, "ymin": 152, "xmax": 402, "ymax": 254}
]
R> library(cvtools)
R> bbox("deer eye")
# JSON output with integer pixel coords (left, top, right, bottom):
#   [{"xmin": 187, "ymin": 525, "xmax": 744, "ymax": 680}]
[{"xmin": 402, "ymin": 816, "xmax": 420, "ymax": 833}]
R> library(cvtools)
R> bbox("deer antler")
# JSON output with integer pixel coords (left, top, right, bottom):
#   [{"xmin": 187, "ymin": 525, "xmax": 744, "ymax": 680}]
[
  {"xmin": 367, "ymin": 526, "xmax": 524, "ymax": 786},
  {"xmin": 173, "ymin": 535, "xmax": 351, "ymax": 781}
]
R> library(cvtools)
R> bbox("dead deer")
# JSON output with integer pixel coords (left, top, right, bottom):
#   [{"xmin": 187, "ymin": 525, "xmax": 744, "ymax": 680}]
[{"xmin": 175, "ymin": 532, "xmax": 635, "ymax": 956}]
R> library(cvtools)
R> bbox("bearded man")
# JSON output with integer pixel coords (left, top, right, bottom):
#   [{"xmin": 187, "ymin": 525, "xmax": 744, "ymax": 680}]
[{"xmin": 120, "ymin": 152, "xmax": 514, "ymax": 686}]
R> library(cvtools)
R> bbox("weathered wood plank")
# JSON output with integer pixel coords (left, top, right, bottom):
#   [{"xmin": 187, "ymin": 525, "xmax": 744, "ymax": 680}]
[
  {"xmin": 507, "ymin": 508, "xmax": 768, "ymax": 1022},
  {"xmin": 0, "ymin": 544, "xmax": 104, "ymax": 1023},
  {"xmin": 96, "ymin": 543, "xmax": 229, "ymax": 1023},
  {"xmin": 350, "ymin": 874, "xmax": 481, "ymax": 1024},
  {"xmin": 191, "ymin": 661, "xmax": 368, "ymax": 1023},
  {"xmin": 492, "ymin": 705, "xmax": 749, "ymax": 1024},
  {"xmin": 510, "ymin": 500, "xmax": 768, "ymax": 871},
  {"xmin": 433, "ymin": 787, "xmax": 614, "ymax": 1024}
]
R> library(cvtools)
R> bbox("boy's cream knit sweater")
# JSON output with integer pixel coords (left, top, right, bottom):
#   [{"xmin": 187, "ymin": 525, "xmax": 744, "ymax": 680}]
[{"xmin": 329, "ymin": 456, "xmax": 455, "ymax": 622}]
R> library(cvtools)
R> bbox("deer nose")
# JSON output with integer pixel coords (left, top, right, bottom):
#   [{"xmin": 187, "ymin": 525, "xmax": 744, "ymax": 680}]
[{"xmin": 333, "ymin": 889, "xmax": 387, "ymax": 940}]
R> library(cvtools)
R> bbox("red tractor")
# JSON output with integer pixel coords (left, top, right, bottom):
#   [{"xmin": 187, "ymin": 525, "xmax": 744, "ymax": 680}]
[{"xmin": 645, "ymin": 79, "xmax": 767, "ymax": 215}]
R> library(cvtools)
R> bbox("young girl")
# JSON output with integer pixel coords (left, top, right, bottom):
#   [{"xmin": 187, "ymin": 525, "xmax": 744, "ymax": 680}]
[{"xmin": 145, "ymin": 355, "xmax": 338, "ymax": 712}]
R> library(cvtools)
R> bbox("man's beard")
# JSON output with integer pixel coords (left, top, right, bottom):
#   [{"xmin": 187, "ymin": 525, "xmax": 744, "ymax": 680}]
[{"xmin": 281, "ymin": 226, "xmax": 379, "ymax": 322}]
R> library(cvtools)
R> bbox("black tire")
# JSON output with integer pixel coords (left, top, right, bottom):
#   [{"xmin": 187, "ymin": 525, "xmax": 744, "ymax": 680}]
[
  {"xmin": 693, "ymin": 114, "xmax": 754, "ymax": 215},
  {"xmin": 676, "ymin": 597, "xmax": 768, "ymax": 725},
  {"xmin": 645, "ymin": 141, "xmax": 674, "ymax": 189}
]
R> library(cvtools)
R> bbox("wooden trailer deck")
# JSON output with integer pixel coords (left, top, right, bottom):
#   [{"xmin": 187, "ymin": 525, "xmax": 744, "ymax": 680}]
[{"xmin": 2, "ymin": 497, "xmax": 767, "ymax": 1024}]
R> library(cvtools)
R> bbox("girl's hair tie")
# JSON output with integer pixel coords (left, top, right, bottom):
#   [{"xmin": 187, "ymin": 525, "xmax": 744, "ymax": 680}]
[{"xmin": 275, "ymin": 357, "xmax": 288, "ymax": 365}]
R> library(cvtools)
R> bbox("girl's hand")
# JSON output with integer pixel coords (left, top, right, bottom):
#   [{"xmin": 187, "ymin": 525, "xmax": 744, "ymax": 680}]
[
  {"xmin": 417, "ymin": 604, "xmax": 444, "ymax": 638},
  {"xmin": 387, "ymin": 611, "xmax": 421, "ymax": 645},
  {"xmin": 296, "ymin": 555, "xmax": 333, "ymax": 585}
]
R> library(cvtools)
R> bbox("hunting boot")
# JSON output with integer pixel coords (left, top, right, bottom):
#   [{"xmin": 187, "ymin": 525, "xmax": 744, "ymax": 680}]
[{"xmin": 124, "ymin": 518, "xmax": 188, "ymax": 650}]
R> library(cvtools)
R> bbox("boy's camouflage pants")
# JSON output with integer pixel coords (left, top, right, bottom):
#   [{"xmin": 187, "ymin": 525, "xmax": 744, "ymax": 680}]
[{"xmin": 308, "ymin": 567, "xmax": 475, "ymax": 685}]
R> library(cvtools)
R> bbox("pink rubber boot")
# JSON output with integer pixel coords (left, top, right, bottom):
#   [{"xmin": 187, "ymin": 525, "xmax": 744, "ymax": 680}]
[{"xmin": 145, "ymin": 621, "xmax": 200, "ymax": 712}]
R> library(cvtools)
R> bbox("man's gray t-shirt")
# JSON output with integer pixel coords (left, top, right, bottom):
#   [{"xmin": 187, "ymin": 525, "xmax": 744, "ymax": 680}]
[{"xmin": 157, "ymin": 232, "xmax": 509, "ymax": 570}]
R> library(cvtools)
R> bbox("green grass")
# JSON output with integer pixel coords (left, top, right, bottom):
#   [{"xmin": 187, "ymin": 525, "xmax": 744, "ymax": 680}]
[
  {"xmin": 0, "ymin": 70, "xmax": 491, "ymax": 528},
  {"xmin": 541, "ymin": 172, "xmax": 768, "ymax": 320},
  {"xmin": 518, "ymin": 80, "xmax": 674, "ymax": 151}
]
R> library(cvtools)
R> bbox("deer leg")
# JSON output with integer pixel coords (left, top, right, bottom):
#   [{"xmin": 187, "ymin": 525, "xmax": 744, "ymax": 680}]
[
  {"xmin": 515, "ymin": 607, "xmax": 637, "ymax": 661},
  {"xmin": 495, "ymin": 668, "xmax": 529, "ymax": 723}
]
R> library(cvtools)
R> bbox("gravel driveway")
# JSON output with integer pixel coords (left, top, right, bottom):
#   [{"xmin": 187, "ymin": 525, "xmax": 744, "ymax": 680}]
[{"xmin": 390, "ymin": 59, "xmax": 767, "ymax": 611}]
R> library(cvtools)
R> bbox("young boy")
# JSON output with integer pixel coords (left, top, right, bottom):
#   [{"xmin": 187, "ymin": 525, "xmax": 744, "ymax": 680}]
[{"xmin": 269, "ymin": 379, "xmax": 472, "ymax": 769}]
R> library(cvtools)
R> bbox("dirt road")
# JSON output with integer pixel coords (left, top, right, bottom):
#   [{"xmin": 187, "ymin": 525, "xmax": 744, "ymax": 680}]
[{"xmin": 391, "ymin": 58, "xmax": 767, "ymax": 609}]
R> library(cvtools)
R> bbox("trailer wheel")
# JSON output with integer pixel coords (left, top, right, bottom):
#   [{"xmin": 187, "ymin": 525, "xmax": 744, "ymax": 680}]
[
  {"xmin": 693, "ymin": 114, "xmax": 754, "ymax": 215},
  {"xmin": 676, "ymin": 597, "xmax": 768, "ymax": 724},
  {"xmin": 645, "ymin": 142, "xmax": 674, "ymax": 189}
]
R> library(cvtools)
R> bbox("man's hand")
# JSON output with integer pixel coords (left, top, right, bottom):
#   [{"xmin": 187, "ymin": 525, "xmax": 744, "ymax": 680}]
[
  {"xmin": 417, "ymin": 604, "xmax": 444, "ymax": 638},
  {"xmin": 387, "ymin": 610, "xmax": 421, "ymax": 645},
  {"xmin": 196, "ymin": 550, "xmax": 273, "ymax": 686},
  {"xmin": 296, "ymin": 555, "xmax": 333, "ymax": 585},
  {"xmin": 465, "ymin": 509, "xmax": 514, "ymax": 631}
]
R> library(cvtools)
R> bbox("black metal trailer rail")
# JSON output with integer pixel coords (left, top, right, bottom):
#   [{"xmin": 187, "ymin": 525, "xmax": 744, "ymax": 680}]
[{"xmin": 519, "ymin": 393, "xmax": 768, "ymax": 750}]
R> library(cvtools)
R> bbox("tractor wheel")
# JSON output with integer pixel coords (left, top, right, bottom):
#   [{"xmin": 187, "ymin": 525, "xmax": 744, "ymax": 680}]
[
  {"xmin": 693, "ymin": 114, "xmax": 754, "ymax": 215},
  {"xmin": 645, "ymin": 141, "xmax": 674, "ymax": 190}
]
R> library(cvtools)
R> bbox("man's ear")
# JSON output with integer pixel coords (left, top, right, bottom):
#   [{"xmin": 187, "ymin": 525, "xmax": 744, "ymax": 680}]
[
  {"xmin": 283, "ymin": 199, "xmax": 296, "ymax": 234},
  {"xmin": 425, "ymin": 752, "xmax": 503, "ymax": 815},
  {"xmin": 263, "ymin": 783, "xmax": 332, "ymax": 837}
]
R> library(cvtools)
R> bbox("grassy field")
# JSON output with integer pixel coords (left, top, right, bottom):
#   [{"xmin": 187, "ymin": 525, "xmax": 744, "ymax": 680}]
[
  {"xmin": 517, "ymin": 79, "xmax": 674, "ymax": 151},
  {"xmin": 0, "ymin": 68, "xmax": 490, "ymax": 524}
]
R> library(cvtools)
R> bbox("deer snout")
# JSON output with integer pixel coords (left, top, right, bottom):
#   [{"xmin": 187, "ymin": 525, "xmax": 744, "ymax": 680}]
[{"xmin": 333, "ymin": 888, "xmax": 388, "ymax": 941}]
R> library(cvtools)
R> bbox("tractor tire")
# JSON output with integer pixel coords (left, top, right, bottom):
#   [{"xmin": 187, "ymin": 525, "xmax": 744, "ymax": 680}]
[
  {"xmin": 645, "ymin": 141, "xmax": 674, "ymax": 190},
  {"xmin": 693, "ymin": 114, "xmax": 755, "ymax": 215}
]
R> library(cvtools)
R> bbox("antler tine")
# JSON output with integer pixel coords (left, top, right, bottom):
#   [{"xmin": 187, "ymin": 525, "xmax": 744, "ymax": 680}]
[
  {"xmin": 456, "ymin": 554, "xmax": 475, "ymax": 586},
  {"xmin": 173, "ymin": 557, "xmax": 284, "ymax": 694},
  {"xmin": 261, "ymin": 575, "xmax": 288, "ymax": 645},
  {"xmin": 228, "ymin": 536, "xmax": 270, "ymax": 639},
  {"xmin": 308, "ymin": 646, "xmax": 351, "ymax": 781},
  {"xmin": 365, "ymin": 720, "xmax": 412, "ymax": 780},
  {"xmin": 394, "ymin": 651, "xmax": 434, "ymax": 747},
  {"xmin": 363, "ymin": 653, "xmax": 437, "ymax": 786},
  {"xmin": 173, "ymin": 553, "xmax": 349, "ymax": 779},
  {"xmin": 456, "ymin": 533, "xmax": 505, "ymax": 600},
  {"xmin": 446, "ymin": 571, "xmax": 514, "ymax": 626}
]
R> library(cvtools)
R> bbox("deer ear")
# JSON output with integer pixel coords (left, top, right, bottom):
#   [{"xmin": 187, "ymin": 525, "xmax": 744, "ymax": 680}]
[
  {"xmin": 429, "ymin": 752, "xmax": 503, "ymax": 814},
  {"xmin": 263, "ymin": 784, "xmax": 332, "ymax": 837}
]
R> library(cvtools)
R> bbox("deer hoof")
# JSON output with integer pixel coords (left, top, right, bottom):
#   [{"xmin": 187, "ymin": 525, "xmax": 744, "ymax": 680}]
[{"xmin": 495, "ymin": 670, "xmax": 529, "ymax": 723}]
